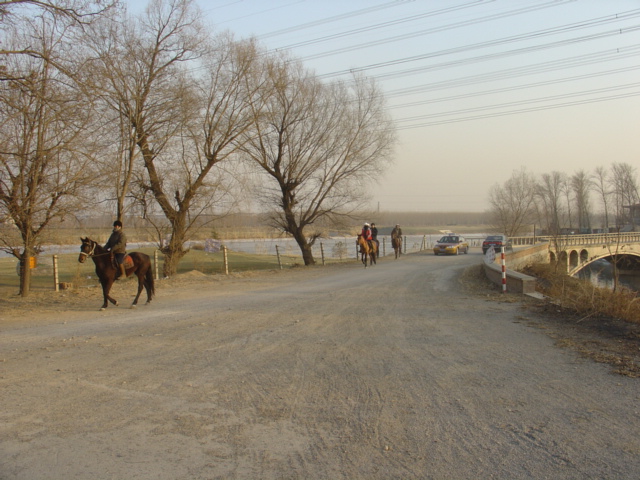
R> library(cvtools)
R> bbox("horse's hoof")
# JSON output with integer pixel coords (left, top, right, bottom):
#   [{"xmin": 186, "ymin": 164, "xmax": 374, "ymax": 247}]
[
  {"xmin": 130, "ymin": 304, "xmax": 137, "ymax": 309},
  {"xmin": 100, "ymin": 307, "xmax": 106, "ymax": 311},
  {"xmin": 114, "ymin": 302, "xmax": 119, "ymax": 307}
]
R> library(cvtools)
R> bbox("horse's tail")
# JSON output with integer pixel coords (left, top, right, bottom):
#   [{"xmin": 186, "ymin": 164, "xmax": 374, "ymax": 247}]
[{"xmin": 145, "ymin": 267, "xmax": 155, "ymax": 300}]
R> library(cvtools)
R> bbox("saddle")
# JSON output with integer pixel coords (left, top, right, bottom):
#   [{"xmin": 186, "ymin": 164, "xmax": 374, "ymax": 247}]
[{"xmin": 111, "ymin": 253, "xmax": 134, "ymax": 269}]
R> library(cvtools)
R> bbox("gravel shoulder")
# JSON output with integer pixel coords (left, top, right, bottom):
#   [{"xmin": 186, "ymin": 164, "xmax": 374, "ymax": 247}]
[{"xmin": 1, "ymin": 252, "xmax": 639, "ymax": 479}]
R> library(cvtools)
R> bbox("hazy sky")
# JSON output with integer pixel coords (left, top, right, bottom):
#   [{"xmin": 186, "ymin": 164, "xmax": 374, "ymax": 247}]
[{"xmin": 126, "ymin": 0, "xmax": 640, "ymax": 212}]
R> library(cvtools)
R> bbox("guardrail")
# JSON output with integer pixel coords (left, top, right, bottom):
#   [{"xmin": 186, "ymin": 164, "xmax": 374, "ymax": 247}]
[{"xmin": 510, "ymin": 232, "xmax": 640, "ymax": 248}]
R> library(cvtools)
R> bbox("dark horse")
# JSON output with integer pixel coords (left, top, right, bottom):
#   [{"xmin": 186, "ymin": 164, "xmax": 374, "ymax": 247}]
[
  {"xmin": 78, "ymin": 237, "xmax": 155, "ymax": 310},
  {"xmin": 392, "ymin": 235, "xmax": 402, "ymax": 259},
  {"xmin": 357, "ymin": 234, "xmax": 377, "ymax": 267}
]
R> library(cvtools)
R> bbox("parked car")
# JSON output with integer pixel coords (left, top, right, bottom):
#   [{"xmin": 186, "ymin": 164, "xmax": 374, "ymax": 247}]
[
  {"xmin": 433, "ymin": 235, "xmax": 469, "ymax": 255},
  {"xmin": 482, "ymin": 235, "xmax": 512, "ymax": 254}
]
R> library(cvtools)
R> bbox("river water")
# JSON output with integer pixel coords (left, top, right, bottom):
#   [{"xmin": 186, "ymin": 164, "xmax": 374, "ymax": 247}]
[{"xmin": 578, "ymin": 260, "xmax": 640, "ymax": 293}]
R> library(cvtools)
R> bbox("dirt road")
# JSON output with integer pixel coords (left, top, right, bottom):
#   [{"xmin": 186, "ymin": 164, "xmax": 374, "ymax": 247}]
[{"xmin": 1, "ymin": 252, "xmax": 639, "ymax": 479}]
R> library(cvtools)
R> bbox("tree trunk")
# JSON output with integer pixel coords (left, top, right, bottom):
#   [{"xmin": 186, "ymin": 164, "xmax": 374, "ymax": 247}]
[
  {"xmin": 161, "ymin": 214, "xmax": 189, "ymax": 277},
  {"xmin": 292, "ymin": 228, "xmax": 315, "ymax": 266},
  {"xmin": 18, "ymin": 249, "xmax": 34, "ymax": 297},
  {"xmin": 162, "ymin": 248, "xmax": 188, "ymax": 278}
]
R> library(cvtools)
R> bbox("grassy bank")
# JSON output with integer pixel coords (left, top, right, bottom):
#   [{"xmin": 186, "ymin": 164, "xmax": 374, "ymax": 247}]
[{"xmin": 523, "ymin": 263, "xmax": 640, "ymax": 324}]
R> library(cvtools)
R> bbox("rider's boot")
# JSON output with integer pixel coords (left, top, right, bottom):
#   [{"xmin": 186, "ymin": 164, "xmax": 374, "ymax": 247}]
[{"xmin": 117, "ymin": 263, "xmax": 126, "ymax": 280}]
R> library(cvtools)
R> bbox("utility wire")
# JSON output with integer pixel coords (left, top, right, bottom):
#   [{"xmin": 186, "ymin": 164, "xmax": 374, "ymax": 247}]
[
  {"xmin": 298, "ymin": 0, "xmax": 573, "ymax": 61},
  {"xmin": 256, "ymin": 0, "xmax": 417, "ymax": 39},
  {"xmin": 318, "ymin": 17, "xmax": 640, "ymax": 78},
  {"xmin": 394, "ymin": 91, "xmax": 640, "ymax": 130},
  {"xmin": 389, "ymin": 65, "xmax": 640, "ymax": 109},
  {"xmin": 385, "ymin": 45, "xmax": 640, "ymax": 98}
]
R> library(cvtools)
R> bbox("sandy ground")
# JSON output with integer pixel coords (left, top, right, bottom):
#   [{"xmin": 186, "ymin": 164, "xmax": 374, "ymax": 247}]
[{"xmin": 1, "ymin": 251, "xmax": 639, "ymax": 479}]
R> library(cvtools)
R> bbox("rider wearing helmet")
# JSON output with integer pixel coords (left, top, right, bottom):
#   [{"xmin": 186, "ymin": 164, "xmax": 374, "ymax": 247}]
[{"xmin": 360, "ymin": 223, "xmax": 374, "ymax": 250}]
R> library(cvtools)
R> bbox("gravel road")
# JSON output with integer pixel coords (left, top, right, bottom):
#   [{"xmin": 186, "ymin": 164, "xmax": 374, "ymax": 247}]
[{"xmin": 1, "ymin": 251, "xmax": 639, "ymax": 479}]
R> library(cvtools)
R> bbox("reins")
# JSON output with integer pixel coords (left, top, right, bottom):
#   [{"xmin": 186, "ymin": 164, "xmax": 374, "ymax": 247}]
[{"xmin": 80, "ymin": 241, "xmax": 111, "ymax": 258}]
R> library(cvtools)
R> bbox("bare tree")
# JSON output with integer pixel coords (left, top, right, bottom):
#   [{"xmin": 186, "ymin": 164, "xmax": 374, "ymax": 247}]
[
  {"xmin": 90, "ymin": 0, "xmax": 261, "ymax": 275},
  {"xmin": 535, "ymin": 171, "xmax": 571, "ymax": 271},
  {"xmin": 536, "ymin": 171, "xmax": 568, "ymax": 235},
  {"xmin": 609, "ymin": 162, "xmax": 639, "ymax": 228},
  {"xmin": 487, "ymin": 168, "xmax": 536, "ymax": 237},
  {"xmin": 0, "ymin": 0, "xmax": 118, "ymax": 82},
  {"xmin": 241, "ymin": 57, "xmax": 396, "ymax": 265},
  {"xmin": 0, "ymin": 13, "xmax": 99, "ymax": 295},
  {"xmin": 0, "ymin": 0, "xmax": 115, "ymax": 21},
  {"xmin": 570, "ymin": 169, "xmax": 593, "ymax": 233},
  {"xmin": 593, "ymin": 166, "xmax": 611, "ymax": 231},
  {"xmin": 561, "ymin": 177, "xmax": 573, "ymax": 231}
]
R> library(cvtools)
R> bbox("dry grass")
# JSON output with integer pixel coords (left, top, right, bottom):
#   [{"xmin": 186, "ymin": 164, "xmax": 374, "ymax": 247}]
[{"xmin": 523, "ymin": 263, "xmax": 640, "ymax": 324}]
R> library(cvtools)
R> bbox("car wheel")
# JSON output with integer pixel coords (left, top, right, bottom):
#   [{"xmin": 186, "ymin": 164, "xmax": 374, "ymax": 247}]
[{"xmin": 464, "ymin": 246, "xmax": 468, "ymax": 254}]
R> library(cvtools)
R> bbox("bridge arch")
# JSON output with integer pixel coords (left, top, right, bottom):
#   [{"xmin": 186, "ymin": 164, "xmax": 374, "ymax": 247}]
[
  {"xmin": 569, "ymin": 250, "xmax": 579, "ymax": 269},
  {"xmin": 568, "ymin": 251, "xmax": 640, "ymax": 276}
]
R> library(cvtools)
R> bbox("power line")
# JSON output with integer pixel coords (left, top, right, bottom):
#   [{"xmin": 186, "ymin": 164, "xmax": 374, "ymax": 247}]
[
  {"xmin": 389, "ymin": 65, "xmax": 640, "ymax": 109},
  {"xmin": 318, "ymin": 17, "xmax": 640, "ymax": 79},
  {"xmin": 298, "ymin": 0, "xmax": 573, "ymax": 62},
  {"xmin": 256, "ymin": 0, "xmax": 417, "ymax": 39},
  {"xmin": 394, "ymin": 90, "xmax": 640, "ymax": 130},
  {"xmin": 385, "ymin": 45, "xmax": 640, "ymax": 98}
]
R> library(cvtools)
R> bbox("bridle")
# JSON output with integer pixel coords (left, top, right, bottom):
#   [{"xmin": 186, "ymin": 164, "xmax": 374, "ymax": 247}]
[{"xmin": 79, "ymin": 240, "xmax": 97, "ymax": 259}]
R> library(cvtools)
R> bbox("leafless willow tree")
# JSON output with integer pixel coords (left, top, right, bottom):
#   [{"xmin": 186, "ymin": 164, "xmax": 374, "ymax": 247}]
[
  {"xmin": 610, "ymin": 162, "xmax": 639, "ymax": 228},
  {"xmin": 487, "ymin": 167, "xmax": 536, "ymax": 236},
  {"xmin": 570, "ymin": 169, "xmax": 593, "ymax": 233},
  {"xmin": 0, "ymin": 0, "xmax": 118, "ymax": 81},
  {"xmin": 0, "ymin": 10, "xmax": 101, "ymax": 295},
  {"xmin": 592, "ymin": 166, "xmax": 611, "ymax": 231},
  {"xmin": 89, "ymin": 0, "xmax": 262, "ymax": 276},
  {"xmin": 536, "ymin": 171, "xmax": 568, "ymax": 236},
  {"xmin": 241, "ymin": 57, "xmax": 396, "ymax": 265}
]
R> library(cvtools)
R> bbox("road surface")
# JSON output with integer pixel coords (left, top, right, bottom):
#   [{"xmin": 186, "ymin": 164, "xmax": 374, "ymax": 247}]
[{"xmin": 1, "ymin": 251, "xmax": 639, "ymax": 479}]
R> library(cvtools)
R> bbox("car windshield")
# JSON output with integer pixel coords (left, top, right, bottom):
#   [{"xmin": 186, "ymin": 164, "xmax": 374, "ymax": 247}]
[
  {"xmin": 486, "ymin": 236, "xmax": 503, "ymax": 241},
  {"xmin": 440, "ymin": 236, "xmax": 458, "ymax": 243}
]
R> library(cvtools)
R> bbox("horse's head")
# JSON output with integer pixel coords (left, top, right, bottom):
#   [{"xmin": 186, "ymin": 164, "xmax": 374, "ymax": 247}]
[{"xmin": 78, "ymin": 237, "xmax": 96, "ymax": 263}]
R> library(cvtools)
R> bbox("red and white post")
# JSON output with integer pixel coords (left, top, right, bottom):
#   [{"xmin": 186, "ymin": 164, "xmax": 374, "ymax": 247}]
[{"xmin": 501, "ymin": 247, "xmax": 507, "ymax": 293}]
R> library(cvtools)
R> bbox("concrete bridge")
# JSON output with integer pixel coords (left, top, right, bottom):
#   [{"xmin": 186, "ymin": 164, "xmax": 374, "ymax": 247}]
[
  {"xmin": 482, "ymin": 232, "xmax": 640, "ymax": 293},
  {"xmin": 510, "ymin": 232, "xmax": 640, "ymax": 276}
]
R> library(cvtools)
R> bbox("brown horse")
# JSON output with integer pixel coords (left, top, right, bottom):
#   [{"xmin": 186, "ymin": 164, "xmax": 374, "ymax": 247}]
[
  {"xmin": 392, "ymin": 235, "xmax": 402, "ymax": 259},
  {"xmin": 78, "ymin": 237, "xmax": 155, "ymax": 311},
  {"xmin": 357, "ymin": 234, "xmax": 377, "ymax": 267}
]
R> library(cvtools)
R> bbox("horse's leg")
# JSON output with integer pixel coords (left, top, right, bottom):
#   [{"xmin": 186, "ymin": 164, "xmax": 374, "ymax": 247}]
[
  {"xmin": 100, "ymin": 280, "xmax": 109, "ymax": 310},
  {"xmin": 144, "ymin": 267, "xmax": 154, "ymax": 305},
  {"xmin": 131, "ymin": 271, "xmax": 144, "ymax": 308},
  {"xmin": 101, "ymin": 278, "xmax": 118, "ymax": 310}
]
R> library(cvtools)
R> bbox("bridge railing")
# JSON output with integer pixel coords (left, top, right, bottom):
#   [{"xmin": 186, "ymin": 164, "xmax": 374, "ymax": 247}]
[{"xmin": 510, "ymin": 232, "xmax": 640, "ymax": 249}]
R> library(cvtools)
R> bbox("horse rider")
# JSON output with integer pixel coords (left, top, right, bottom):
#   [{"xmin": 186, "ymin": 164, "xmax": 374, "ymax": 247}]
[
  {"xmin": 391, "ymin": 223, "xmax": 403, "ymax": 240},
  {"xmin": 370, "ymin": 222, "xmax": 380, "ymax": 253},
  {"xmin": 104, "ymin": 220, "xmax": 127, "ymax": 280},
  {"xmin": 391, "ymin": 224, "xmax": 403, "ymax": 249},
  {"xmin": 360, "ymin": 223, "xmax": 374, "ymax": 251}
]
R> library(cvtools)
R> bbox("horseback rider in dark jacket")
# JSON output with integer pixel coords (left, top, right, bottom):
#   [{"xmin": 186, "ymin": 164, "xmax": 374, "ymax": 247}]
[
  {"xmin": 104, "ymin": 220, "xmax": 127, "ymax": 280},
  {"xmin": 371, "ymin": 223, "xmax": 379, "ymax": 253}
]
